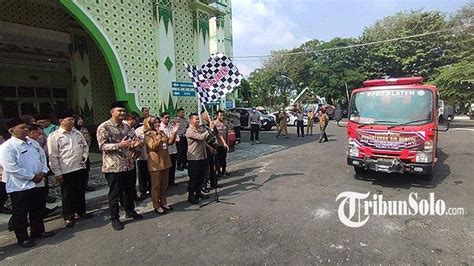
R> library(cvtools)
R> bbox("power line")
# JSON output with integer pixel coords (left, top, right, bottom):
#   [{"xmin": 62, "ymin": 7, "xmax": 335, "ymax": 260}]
[{"xmin": 231, "ymin": 24, "xmax": 472, "ymax": 60}]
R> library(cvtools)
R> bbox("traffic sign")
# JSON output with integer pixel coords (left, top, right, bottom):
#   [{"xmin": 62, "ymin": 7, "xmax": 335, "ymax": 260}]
[
  {"xmin": 172, "ymin": 90, "xmax": 196, "ymax": 97},
  {"xmin": 171, "ymin": 81, "xmax": 194, "ymax": 89}
]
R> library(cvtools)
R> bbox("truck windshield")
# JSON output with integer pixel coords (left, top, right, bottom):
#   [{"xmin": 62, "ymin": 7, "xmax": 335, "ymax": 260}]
[{"xmin": 349, "ymin": 88, "xmax": 433, "ymax": 126}]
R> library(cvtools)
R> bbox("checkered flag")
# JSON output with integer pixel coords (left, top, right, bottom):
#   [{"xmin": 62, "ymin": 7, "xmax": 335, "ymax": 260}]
[{"xmin": 186, "ymin": 53, "xmax": 243, "ymax": 104}]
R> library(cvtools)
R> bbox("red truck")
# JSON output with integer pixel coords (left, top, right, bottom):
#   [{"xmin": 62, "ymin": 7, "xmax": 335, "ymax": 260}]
[{"xmin": 335, "ymin": 77, "xmax": 453, "ymax": 180}]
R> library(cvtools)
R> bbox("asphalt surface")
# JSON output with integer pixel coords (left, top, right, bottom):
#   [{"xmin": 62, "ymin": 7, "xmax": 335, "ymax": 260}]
[{"xmin": 0, "ymin": 119, "xmax": 473, "ymax": 264}]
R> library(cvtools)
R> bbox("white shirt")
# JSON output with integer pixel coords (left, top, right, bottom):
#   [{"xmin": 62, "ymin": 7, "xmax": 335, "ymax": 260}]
[
  {"xmin": 160, "ymin": 122, "xmax": 178, "ymax": 155},
  {"xmin": 135, "ymin": 126, "xmax": 148, "ymax": 160},
  {"xmin": 0, "ymin": 137, "xmax": 48, "ymax": 193},
  {"xmin": 47, "ymin": 127, "xmax": 89, "ymax": 176}
]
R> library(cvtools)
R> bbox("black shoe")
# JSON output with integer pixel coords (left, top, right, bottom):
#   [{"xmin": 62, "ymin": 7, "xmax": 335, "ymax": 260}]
[
  {"xmin": 46, "ymin": 196, "xmax": 56, "ymax": 203},
  {"xmin": 154, "ymin": 208, "xmax": 166, "ymax": 215},
  {"xmin": 0, "ymin": 205, "xmax": 12, "ymax": 214},
  {"xmin": 112, "ymin": 219, "xmax": 124, "ymax": 231},
  {"xmin": 162, "ymin": 205, "xmax": 173, "ymax": 212},
  {"xmin": 78, "ymin": 212, "xmax": 93, "ymax": 219},
  {"xmin": 31, "ymin": 231, "xmax": 55, "ymax": 239},
  {"xmin": 126, "ymin": 211, "xmax": 143, "ymax": 220},
  {"xmin": 197, "ymin": 193, "xmax": 210, "ymax": 200},
  {"xmin": 187, "ymin": 195, "xmax": 199, "ymax": 204},
  {"xmin": 323, "ymin": 139, "xmax": 328, "ymax": 142},
  {"xmin": 65, "ymin": 220, "xmax": 75, "ymax": 228},
  {"xmin": 85, "ymin": 185, "xmax": 95, "ymax": 192},
  {"xmin": 18, "ymin": 239, "xmax": 35, "ymax": 248}
]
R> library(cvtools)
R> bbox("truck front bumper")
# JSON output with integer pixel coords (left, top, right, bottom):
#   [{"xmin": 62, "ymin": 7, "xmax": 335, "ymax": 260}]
[{"xmin": 347, "ymin": 157, "xmax": 433, "ymax": 175}]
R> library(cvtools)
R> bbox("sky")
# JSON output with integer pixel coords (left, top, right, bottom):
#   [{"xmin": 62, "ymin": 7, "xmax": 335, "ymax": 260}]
[{"xmin": 231, "ymin": 0, "xmax": 471, "ymax": 76}]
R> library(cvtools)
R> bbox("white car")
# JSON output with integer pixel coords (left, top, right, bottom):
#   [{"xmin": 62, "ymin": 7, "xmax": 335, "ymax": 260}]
[{"xmin": 271, "ymin": 111, "xmax": 308, "ymax": 126}]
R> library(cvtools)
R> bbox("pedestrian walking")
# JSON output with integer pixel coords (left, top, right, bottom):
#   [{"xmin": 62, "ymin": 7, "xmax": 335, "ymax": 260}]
[
  {"xmin": 175, "ymin": 108, "xmax": 189, "ymax": 171},
  {"xmin": 186, "ymin": 113, "xmax": 210, "ymax": 204},
  {"xmin": 96, "ymin": 101, "xmax": 143, "ymax": 231},
  {"xmin": 249, "ymin": 108, "xmax": 261, "ymax": 145},
  {"xmin": 318, "ymin": 108, "xmax": 329, "ymax": 143},
  {"xmin": 296, "ymin": 109, "xmax": 305, "ymax": 137},
  {"xmin": 48, "ymin": 111, "xmax": 92, "ymax": 228},
  {"xmin": 306, "ymin": 110, "xmax": 314, "ymax": 136},
  {"xmin": 0, "ymin": 118, "xmax": 55, "ymax": 248},
  {"xmin": 276, "ymin": 109, "xmax": 289, "ymax": 139}
]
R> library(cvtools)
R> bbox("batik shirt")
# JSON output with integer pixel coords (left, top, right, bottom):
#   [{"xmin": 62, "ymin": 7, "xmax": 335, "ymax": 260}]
[{"xmin": 96, "ymin": 119, "xmax": 138, "ymax": 173}]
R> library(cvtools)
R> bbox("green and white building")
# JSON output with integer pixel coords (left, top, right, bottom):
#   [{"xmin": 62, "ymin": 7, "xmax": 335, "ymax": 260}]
[{"xmin": 0, "ymin": 0, "xmax": 234, "ymax": 125}]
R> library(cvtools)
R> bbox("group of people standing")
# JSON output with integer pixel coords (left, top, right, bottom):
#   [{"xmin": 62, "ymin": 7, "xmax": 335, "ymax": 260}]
[
  {"xmin": 0, "ymin": 111, "xmax": 93, "ymax": 248},
  {"xmin": 275, "ymin": 107, "xmax": 329, "ymax": 142},
  {"xmin": 0, "ymin": 101, "xmax": 234, "ymax": 247}
]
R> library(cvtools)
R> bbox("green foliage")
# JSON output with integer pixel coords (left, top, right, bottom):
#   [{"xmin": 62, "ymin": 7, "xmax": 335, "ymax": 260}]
[{"xmin": 246, "ymin": 5, "xmax": 473, "ymax": 108}]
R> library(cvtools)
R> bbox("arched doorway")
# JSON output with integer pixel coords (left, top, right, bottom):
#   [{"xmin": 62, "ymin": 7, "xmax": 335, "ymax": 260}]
[{"xmin": 0, "ymin": 0, "xmax": 121, "ymax": 125}]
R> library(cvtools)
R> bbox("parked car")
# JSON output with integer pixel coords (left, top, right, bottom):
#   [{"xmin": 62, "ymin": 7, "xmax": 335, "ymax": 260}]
[
  {"xmin": 235, "ymin": 108, "xmax": 276, "ymax": 131},
  {"xmin": 271, "ymin": 111, "xmax": 308, "ymax": 126}
]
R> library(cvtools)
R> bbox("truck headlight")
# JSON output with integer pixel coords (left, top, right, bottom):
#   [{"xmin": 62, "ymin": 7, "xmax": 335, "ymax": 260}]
[
  {"xmin": 424, "ymin": 140, "xmax": 433, "ymax": 153},
  {"xmin": 348, "ymin": 146, "xmax": 359, "ymax": 157},
  {"xmin": 416, "ymin": 151, "xmax": 432, "ymax": 163}
]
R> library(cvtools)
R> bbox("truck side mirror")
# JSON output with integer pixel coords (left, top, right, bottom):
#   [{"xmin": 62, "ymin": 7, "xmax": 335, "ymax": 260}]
[{"xmin": 334, "ymin": 109, "xmax": 343, "ymax": 122}]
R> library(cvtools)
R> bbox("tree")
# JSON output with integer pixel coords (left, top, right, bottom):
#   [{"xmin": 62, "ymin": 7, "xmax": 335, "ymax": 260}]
[{"xmin": 359, "ymin": 10, "xmax": 452, "ymax": 80}]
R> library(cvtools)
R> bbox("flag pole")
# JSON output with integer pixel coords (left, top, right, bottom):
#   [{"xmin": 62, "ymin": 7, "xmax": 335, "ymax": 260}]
[{"xmin": 197, "ymin": 95, "xmax": 203, "ymax": 125}]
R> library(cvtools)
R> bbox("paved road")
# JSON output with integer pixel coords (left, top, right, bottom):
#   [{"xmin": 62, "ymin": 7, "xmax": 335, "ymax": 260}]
[{"xmin": 1, "ymin": 120, "xmax": 473, "ymax": 264}]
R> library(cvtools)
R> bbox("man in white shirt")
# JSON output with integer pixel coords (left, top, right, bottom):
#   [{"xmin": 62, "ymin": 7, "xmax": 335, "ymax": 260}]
[
  {"xmin": 135, "ymin": 122, "xmax": 150, "ymax": 199},
  {"xmin": 48, "ymin": 111, "xmax": 92, "ymax": 228},
  {"xmin": 160, "ymin": 112, "xmax": 179, "ymax": 186},
  {"xmin": 0, "ymin": 118, "xmax": 55, "ymax": 248}
]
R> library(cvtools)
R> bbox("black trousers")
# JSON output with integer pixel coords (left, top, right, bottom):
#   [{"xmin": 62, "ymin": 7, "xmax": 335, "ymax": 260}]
[
  {"xmin": 169, "ymin": 153, "xmax": 177, "ymax": 185},
  {"xmin": 297, "ymin": 121, "xmax": 305, "ymax": 136},
  {"xmin": 177, "ymin": 136, "xmax": 188, "ymax": 168},
  {"xmin": 216, "ymin": 145, "xmax": 227, "ymax": 174},
  {"xmin": 137, "ymin": 160, "xmax": 151, "ymax": 194},
  {"xmin": 105, "ymin": 170, "xmax": 136, "ymax": 220},
  {"xmin": 187, "ymin": 159, "xmax": 206, "ymax": 196},
  {"xmin": 234, "ymin": 126, "xmax": 241, "ymax": 141},
  {"xmin": 0, "ymin": 181, "xmax": 8, "ymax": 206},
  {"xmin": 10, "ymin": 188, "xmax": 45, "ymax": 242},
  {"xmin": 84, "ymin": 158, "xmax": 91, "ymax": 187},
  {"xmin": 250, "ymin": 124, "xmax": 260, "ymax": 142},
  {"xmin": 60, "ymin": 169, "xmax": 86, "ymax": 220},
  {"xmin": 204, "ymin": 154, "xmax": 218, "ymax": 189}
]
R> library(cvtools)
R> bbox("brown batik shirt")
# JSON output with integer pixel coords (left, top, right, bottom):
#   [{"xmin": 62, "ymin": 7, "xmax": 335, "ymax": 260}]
[{"xmin": 96, "ymin": 119, "xmax": 138, "ymax": 173}]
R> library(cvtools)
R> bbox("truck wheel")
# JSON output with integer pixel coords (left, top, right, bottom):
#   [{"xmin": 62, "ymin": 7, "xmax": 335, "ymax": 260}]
[
  {"xmin": 420, "ymin": 173, "xmax": 433, "ymax": 181},
  {"xmin": 354, "ymin": 166, "xmax": 367, "ymax": 174}
]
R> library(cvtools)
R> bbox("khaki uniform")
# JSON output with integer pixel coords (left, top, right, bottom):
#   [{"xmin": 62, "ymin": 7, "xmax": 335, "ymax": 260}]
[
  {"xmin": 277, "ymin": 112, "xmax": 288, "ymax": 137},
  {"xmin": 307, "ymin": 111, "xmax": 314, "ymax": 135}
]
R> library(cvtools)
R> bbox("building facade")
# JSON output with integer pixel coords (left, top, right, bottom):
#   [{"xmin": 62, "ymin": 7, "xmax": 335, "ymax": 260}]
[{"xmin": 0, "ymin": 0, "xmax": 234, "ymax": 125}]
